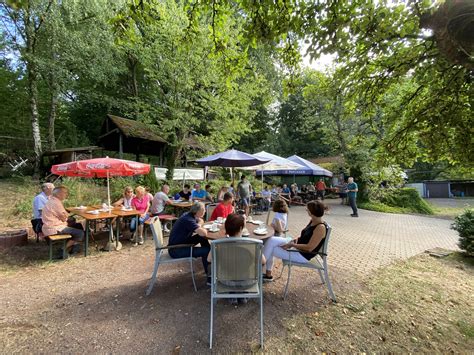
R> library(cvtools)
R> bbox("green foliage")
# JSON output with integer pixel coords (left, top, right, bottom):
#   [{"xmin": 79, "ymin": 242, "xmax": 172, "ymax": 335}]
[
  {"xmin": 136, "ymin": 172, "xmax": 161, "ymax": 195},
  {"xmin": 382, "ymin": 188, "xmax": 434, "ymax": 215},
  {"xmin": 358, "ymin": 201, "xmax": 407, "ymax": 214},
  {"xmin": 451, "ymin": 209, "xmax": 474, "ymax": 256},
  {"xmin": 58, "ymin": 178, "xmax": 106, "ymax": 206}
]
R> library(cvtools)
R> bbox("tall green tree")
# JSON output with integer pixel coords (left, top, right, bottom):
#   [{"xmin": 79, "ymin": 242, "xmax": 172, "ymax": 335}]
[{"xmin": 188, "ymin": 0, "xmax": 473, "ymax": 168}]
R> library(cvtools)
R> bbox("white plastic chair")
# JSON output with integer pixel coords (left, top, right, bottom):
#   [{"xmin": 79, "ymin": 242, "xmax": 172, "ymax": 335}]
[
  {"xmin": 209, "ymin": 238, "xmax": 264, "ymax": 349},
  {"xmin": 205, "ymin": 204, "xmax": 218, "ymax": 222},
  {"xmin": 280, "ymin": 223, "xmax": 336, "ymax": 302},
  {"xmin": 146, "ymin": 217, "xmax": 198, "ymax": 296}
]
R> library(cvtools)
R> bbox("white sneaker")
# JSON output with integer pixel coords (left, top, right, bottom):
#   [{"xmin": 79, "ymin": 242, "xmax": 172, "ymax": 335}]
[{"xmin": 138, "ymin": 236, "xmax": 144, "ymax": 245}]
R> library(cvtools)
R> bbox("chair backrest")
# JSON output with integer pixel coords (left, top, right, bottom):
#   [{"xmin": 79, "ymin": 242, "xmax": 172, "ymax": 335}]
[
  {"xmin": 320, "ymin": 223, "xmax": 332, "ymax": 255},
  {"xmin": 211, "ymin": 238, "xmax": 263, "ymax": 289},
  {"xmin": 149, "ymin": 216, "xmax": 164, "ymax": 249},
  {"xmin": 206, "ymin": 204, "xmax": 218, "ymax": 222},
  {"xmin": 265, "ymin": 210, "xmax": 274, "ymax": 227}
]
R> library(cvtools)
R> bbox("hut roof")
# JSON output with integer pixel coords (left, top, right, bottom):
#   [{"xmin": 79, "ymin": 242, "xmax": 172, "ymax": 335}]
[{"xmin": 107, "ymin": 115, "xmax": 167, "ymax": 143}]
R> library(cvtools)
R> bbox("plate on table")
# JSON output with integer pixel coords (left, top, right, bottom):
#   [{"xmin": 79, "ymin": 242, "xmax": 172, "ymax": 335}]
[
  {"xmin": 120, "ymin": 207, "xmax": 133, "ymax": 211},
  {"xmin": 251, "ymin": 220, "xmax": 263, "ymax": 225},
  {"xmin": 253, "ymin": 228, "xmax": 268, "ymax": 236},
  {"xmin": 203, "ymin": 224, "xmax": 213, "ymax": 230},
  {"xmin": 86, "ymin": 210, "xmax": 100, "ymax": 215}
]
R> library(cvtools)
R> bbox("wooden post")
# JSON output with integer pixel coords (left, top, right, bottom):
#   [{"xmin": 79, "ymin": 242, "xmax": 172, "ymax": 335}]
[{"xmin": 119, "ymin": 133, "xmax": 123, "ymax": 159}]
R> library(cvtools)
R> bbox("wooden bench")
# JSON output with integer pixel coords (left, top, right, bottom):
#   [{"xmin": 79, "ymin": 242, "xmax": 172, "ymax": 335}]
[{"xmin": 46, "ymin": 234, "xmax": 72, "ymax": 261}]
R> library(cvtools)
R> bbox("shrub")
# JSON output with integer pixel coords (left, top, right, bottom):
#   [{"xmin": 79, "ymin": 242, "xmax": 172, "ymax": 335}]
[
  {"xmin": 381, "ymin": 188, "xmax": 434, "ymax": 214},
  {"xmin": 451, "ymin": 209, "xmax": 474, "ymax": 256}
]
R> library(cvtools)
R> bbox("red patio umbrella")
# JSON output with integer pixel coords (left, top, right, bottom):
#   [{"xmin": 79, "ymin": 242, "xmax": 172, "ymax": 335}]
[{"xmin": 51, "ymin": 157, "xmax": 150, "ymax": 206}]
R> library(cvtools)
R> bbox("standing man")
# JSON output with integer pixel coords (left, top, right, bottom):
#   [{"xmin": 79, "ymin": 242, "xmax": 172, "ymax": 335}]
[
  {"xmin": 32, "ymin": 182, "xmax": 54, "ymax": 235},
  {"xmin": 237, "ymin": 175, "xmax": 252, "ymax": 216},
  {"xmin": 347, "ymin": 177, "xmax": 359, "ymax": 217},
  {"xmin": 42, "ymin": 186, "xmax": 84, "ymax": 256},
  {"xmin": 316, "ymin": 178, "xmax": 327, "ymax": 200}
]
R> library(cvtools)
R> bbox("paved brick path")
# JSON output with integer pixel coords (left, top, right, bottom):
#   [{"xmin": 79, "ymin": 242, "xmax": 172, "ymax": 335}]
[{"xmin": 285, "ymin": 199, "xmax": 459, "ymax": 274}]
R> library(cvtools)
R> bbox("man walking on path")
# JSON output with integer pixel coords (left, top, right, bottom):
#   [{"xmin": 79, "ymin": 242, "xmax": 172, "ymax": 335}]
[
  {"xmin": 316, "ymin": 178, "xmax": 326, "ymax": 200},
  {"xmin": 347, "ymin": 177, "xmax": 359, "ymax": 217},
  {"xmin": 237, "ymin": 175, "xmax": 252, "ymax": 216}
]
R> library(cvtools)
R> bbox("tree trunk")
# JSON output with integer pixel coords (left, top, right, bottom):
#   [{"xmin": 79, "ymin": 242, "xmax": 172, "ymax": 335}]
[
  {"xmin": 165, "ymin": 144, "xmax": 181, "ymax": 181},
  {"xmin": 127, "ymin": 53, "xmax": 139, "ymax": 120},
  {"xmin": 25, "ymin": 10, "xmax": 42, "ymax": 177},
  {"xmin": 47, "ymin": 82, "xmax": 58, "ymax": 151}
]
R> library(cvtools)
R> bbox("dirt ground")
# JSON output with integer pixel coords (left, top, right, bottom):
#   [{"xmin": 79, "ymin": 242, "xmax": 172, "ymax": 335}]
[
  {"xmin": 0, "ymin": 179, "xmax": 472, "ymax": 353},
  {"xmin": 1, "ymin": 232, "xmax": 472, "ymax": 353}
]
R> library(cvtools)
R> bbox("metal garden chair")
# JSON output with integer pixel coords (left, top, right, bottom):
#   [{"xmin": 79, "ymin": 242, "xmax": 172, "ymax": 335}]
[
  {"xmin": 205, "ymin": 203, "xmax": 218, "ymax": 222},
  {"xmin": 146, "ymin": 217, "xmax": 198, "ymax": 296},
  {"xmin": 209, "ymin": 238, "xmax": 264, "ymax": 349},
  {"xmin": 280, "ymin": 223, "xmax": 336, "ymax": 302}
]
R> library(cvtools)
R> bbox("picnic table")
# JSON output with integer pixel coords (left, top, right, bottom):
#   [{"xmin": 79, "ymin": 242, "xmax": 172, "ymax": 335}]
[{"xmin": 67, "ymin": 205, "xmax": 140, "ymax": 256}]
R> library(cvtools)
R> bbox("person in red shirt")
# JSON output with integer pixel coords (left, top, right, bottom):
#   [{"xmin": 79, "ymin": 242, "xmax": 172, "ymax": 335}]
[
  {"xmin": 316, "ymin": 178, "xmax": 327, "ymax": 200},
  {"xmin": 210, "ymin": 192, "xmax": 234, "ymax": 220}
]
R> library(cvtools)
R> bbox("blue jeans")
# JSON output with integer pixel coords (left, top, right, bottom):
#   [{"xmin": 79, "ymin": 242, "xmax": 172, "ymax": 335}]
[
  {"xmin": 349, "ymin": 196, "xmax": 358, "ymax": 216},
  {"xmin": 59, "ymin": 224, "xmax": 84, "ymax": 242},
  {"xmin": 168, "ymin": 236, "xmax": 211, "ymax": 274},
  {"xmin": 130, "ymin": 214, "xmax": 150, "ymax": 232}
]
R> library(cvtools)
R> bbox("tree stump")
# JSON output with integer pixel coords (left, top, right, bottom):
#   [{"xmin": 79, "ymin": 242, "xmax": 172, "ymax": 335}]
[{"xmin": 0, "ymin": 229, "xmax": 28, "ymax": 250}]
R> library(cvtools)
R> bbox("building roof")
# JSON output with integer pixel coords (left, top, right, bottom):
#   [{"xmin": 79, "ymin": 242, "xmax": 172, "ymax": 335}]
[{"xmin": 107, "ymin": 115, "xmax": 167, "ymax": 143}]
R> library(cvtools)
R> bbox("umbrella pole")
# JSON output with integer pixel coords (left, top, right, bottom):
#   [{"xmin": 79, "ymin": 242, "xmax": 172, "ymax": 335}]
[{"xmin": 261, "ymin": 167, "xmax": 264, "ymax": 192}]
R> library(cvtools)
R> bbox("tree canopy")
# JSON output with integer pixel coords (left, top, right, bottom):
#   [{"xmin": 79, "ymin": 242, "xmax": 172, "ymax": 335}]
[{"xmin": 0, "ymin": 0, "xmax": 472, "ymax": 179}]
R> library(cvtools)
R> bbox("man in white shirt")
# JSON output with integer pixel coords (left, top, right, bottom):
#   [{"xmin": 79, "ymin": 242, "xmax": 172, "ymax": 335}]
[
  {"xmin": 150, "ymin": 184, "xmax": 172, "ymax": 216},
  {"xmin": 33, "ymin": 183, "xmax": 54, "ymax": 219},
  {"xmin": 31, "ymin": 183, "xmax": 54, "ymax": 236}
]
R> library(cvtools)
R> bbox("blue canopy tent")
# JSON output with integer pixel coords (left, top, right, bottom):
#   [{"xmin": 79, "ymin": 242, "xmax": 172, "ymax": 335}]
[{"xmin": 256, "ymin": 155, "xmax": 333, "ymax": 182}]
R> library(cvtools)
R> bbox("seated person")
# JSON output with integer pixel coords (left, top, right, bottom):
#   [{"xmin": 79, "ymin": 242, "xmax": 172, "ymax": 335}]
[
  {"xmin": 130, "ymin": 186, "xmax": 151, "ymax": 246},
  {"xmin": 32, "ymin": 182, "xmax": 54, "ymax": 235},
  {"xmin": 301, "ymin": 184, "xmax": 308, "ymax": 193},
  {"xmin": 260, "ymin": 186, "xmax": 271, "ymax": 211},
  {"xmin": 290, "ymin": 184, "xmax": 303, "ymax": 204},
  {"xmin": 112, "ymin": 186, "xmax": 134, "ymax": 208},
  {"xmin": 217, "ymin": 186, "xmax": 228, "ymax": 202},
  {"xmin": 150, "ymin": 184, "xmax": 172, "ymax": 216},
  {"xmin": 307, "ymin": 183, "xmax": 315, "ymax": 192},
  {"xmin": 262, "ymin": 200, "xmax": 328, "ymax": 281},
  {"xmin": 220, "ymin": 213, "xmax": 267, "ymax": 305},
  {"xmin": 281, "ymin": 184, "xmax": 290, "ymax": 194},
  {"xmin": 41, "ymin": 186, "xmax": 84, "ymax": 256},
  {"xmin": 178, "ymin": 184, "xmax": 192, "ymax": 200},
  {"xmin": 210, "ymin": 192, "xmax": 234, "ymax": 220},
  {"xmin": 145, "ymin": 186, "xmax": 154, "ymax": 202},
  {"xmin": 204, "ymin": 184, "xmax": 214, "ymax": 202},
  {"xmin": 271, "ymin": 200, "xmax": 288, "ymax": 237},
  {"xmin": 191, "ymin": 183, "xmax": 207, "ymax": 201},
  {"xmin": 168, "ymin": 202, "xmax": 210, "ymax": 283}
]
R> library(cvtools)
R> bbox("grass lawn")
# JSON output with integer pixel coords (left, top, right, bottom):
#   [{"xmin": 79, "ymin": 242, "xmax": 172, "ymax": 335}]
[{"xmin": 265, "ymin": 253, "xmax": 473, "ymax": 353}]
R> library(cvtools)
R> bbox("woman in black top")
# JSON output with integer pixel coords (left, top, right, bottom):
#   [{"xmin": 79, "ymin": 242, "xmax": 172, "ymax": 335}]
[{"xmin": 262, "ymin": 200, "xmax": 328, "ymax": 281}]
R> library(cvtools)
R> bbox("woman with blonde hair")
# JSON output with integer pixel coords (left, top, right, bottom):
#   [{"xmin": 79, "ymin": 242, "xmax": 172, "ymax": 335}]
[{"xmin": 130, "ymin": 186, "xmax": 151, "ymax": 245}]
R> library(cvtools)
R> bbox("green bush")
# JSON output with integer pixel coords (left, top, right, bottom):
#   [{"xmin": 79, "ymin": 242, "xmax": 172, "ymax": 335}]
[
  {"xmin": 381, "ymin": 188, "xmax": 434, "ymax": 214},
  {"xmin": 358, "ymin": 201, "xmax": 407, "ymax": 214},
  {"xmin": 451, "ymin": 209, "xmax": 474, "ymax": 256}
]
